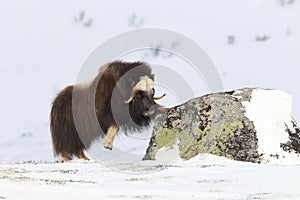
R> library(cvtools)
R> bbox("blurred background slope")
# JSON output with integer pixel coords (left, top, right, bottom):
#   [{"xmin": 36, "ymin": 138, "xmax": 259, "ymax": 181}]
[{"xmin": 0, "ymin": 0, "xmax": 299, "ymax": 162}]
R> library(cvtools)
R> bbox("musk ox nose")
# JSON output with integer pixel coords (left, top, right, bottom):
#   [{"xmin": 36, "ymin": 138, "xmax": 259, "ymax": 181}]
[
  {"xmin": 143, "ymin": 106, "xmax": 155, "ymax": 117},
  {"xmin": 143, "ymin": 110, "xmax": 150, "ymax": 117}
]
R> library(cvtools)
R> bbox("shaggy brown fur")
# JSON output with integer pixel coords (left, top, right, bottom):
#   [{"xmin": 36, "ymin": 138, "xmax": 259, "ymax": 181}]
[{"xmin": 50, "ymin": 61, "xmax": 165, "ymax": 161}]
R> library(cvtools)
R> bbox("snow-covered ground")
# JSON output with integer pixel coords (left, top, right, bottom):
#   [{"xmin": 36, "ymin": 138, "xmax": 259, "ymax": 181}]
[
  {"xmin": 1, "ymin": 0, "xmax": 300, "ymax": 198},
  {"xmin": 1, "ymin": 155, "xmax": 300, "ymax": 200}
]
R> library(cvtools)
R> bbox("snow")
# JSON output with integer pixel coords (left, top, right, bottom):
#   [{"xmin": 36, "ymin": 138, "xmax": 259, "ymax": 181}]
[
  {"xmin": 242, "ymin": 89, "xmax": 300, "ymax": 164},
  {"xmin": 1, "ymin": 155, "xmax": 300, "ymax": 200},
  {"xmin": 1, "ymin": 0, "xmax": 300, "ymax": 198},
  {"xmin": 154, "ymin": 139, "xmax": 181, "ymax": 164}
]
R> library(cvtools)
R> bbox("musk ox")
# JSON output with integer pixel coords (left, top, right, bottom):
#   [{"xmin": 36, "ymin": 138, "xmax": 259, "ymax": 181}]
[{"xmin": 50, "ymin": 61, "xmax": 166, "ymax": 161}]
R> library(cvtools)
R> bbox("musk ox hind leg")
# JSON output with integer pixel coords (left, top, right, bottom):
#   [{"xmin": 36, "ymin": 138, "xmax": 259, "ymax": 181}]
[
  {"xmin": 51, "ymin": 85, "xmax": 88, "ymax": 162},
  {"xmin": 102, "ymin": 125, "xmax": 119, "ymax": 150},
  {"xmin": 61, "ymin": 152, "xmax": 72, "ymax": 162},
  {"xmin": 77, "ymin": 150, "xmax": 90, "ymax": 161}
]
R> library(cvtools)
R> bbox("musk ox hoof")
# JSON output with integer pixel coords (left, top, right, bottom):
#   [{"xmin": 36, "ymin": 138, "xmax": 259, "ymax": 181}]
[
  {"xmin": 104, "ymin": 145, "xmax": 113, "ymax": 150},
  {"xmin": 102, "ymin": 139, "xmax": 113, "ymax": 150},
  {"xmin": 78, "ymin": 151, "xmax": 90, "ymax": 161},
  {"xmin": 61, "ymin": 152, "xmax": 72, "ymax": 162}
]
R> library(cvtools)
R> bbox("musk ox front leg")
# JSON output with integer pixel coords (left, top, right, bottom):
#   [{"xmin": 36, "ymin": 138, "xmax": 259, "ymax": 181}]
[{"xmin": 102, "ymin": 124, "xmax": 119, "ymax": 150}]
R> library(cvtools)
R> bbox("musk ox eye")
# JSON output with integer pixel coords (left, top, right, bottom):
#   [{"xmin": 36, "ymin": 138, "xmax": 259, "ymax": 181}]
[{"xmin": 135, "ymin": 92, "xmax": 142, "ymax": 99}]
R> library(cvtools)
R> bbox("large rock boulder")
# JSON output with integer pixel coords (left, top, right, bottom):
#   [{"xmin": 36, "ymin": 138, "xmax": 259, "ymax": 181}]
[{"xmin": 143, "ymin": 88, "xmax": 300, "ymax": 164}]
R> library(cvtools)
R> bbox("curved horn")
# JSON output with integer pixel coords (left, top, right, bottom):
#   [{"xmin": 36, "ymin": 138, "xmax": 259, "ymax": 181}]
[
  {"xmin": 124, "ymin": 90, "xmax": 138, "ymax": 104},
  {"xmin": 124, "ymin": 76, "xmax": 154, "ymax": 104},
  {"xmin": 153, "ymin": 93, "xmax": 166, "ymax": 100}
]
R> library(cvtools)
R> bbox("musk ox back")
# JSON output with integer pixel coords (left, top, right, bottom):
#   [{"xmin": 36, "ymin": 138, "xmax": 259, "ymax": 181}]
[{"xmin": 50, "ymin": 61, "xmax": 166, "ymax": 161}]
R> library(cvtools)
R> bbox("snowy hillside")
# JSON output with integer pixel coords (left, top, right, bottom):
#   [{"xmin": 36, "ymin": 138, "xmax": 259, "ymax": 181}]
[{"xmin": 0, "ymin": 0, "xmax": 299, "ymax": 163}]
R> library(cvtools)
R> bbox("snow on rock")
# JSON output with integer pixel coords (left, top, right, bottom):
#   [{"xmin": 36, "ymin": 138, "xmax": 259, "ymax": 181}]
[
  {"xmin": 144, "ymin": 88, "xmax": 300, "ymax": 165},
  {"xmin": 242, "ymin": 88, "xmax": 300, "ymax": 164}
]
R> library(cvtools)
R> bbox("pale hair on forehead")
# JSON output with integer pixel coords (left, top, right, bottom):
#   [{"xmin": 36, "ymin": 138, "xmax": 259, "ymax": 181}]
[{"xmin": 135, "ymin": 75, "xmax": 154, "ymax": 91}]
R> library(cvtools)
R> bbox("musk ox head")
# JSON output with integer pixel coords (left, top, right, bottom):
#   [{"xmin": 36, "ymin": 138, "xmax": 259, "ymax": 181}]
[
  {"xmin": 110, "ymin": 64, "xmax": 167, "ymax": 133},
  {"xmin": 124, "ymin": 75, "xmax": 166, "ymax": 127}
]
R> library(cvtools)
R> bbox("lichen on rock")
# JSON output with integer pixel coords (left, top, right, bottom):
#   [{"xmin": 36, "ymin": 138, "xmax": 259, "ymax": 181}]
[
  {"xmin": 155, "ymin": 128, "xmax": 178, "ymax": 149},
  {"xmin": 143, "ymin": 88, "xmax": 265, "ymax": 163}
]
